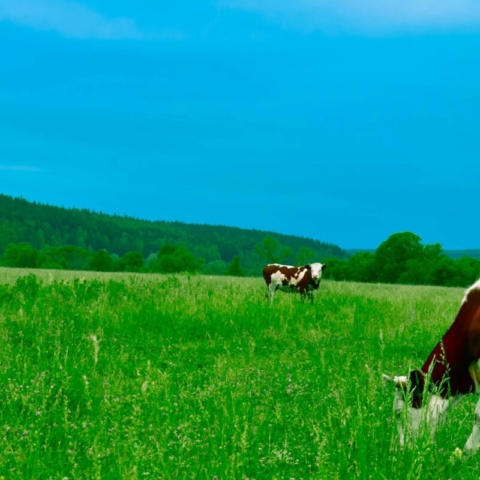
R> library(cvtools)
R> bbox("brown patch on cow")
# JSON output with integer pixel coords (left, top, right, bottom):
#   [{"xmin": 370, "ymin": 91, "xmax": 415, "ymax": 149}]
[{"xmin": 416, "ymin": 283, "xmax": 480, "ymax": 399}]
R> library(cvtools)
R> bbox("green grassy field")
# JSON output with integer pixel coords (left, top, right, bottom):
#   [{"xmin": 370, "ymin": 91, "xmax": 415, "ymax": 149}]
[{"xmin": 0, "ymin": 267, "xmax": 478, "ymax": 479}]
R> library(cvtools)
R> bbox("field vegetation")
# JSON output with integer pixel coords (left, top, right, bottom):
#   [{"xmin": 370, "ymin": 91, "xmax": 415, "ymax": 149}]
[{"xmin": 1, "ymin": 268, "xmax": 479, "ymax": 478}]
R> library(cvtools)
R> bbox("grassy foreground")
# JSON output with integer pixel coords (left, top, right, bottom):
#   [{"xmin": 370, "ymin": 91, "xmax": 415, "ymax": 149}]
[{"xmin": 0, "ymin": 267, "xmax": 478, "ymax": 479}]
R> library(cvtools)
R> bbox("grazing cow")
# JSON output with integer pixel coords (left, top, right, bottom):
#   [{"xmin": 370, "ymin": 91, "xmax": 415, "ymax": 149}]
[
  {"xmin": 263, "ymin": 263, "xmax": 327, "ymax": 303},
  {"xmin": 383, "ymin": 279, "xmax": 480, "ymax": 452}
]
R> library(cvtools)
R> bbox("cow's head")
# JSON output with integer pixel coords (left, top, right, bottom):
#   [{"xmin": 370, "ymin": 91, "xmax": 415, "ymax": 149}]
[
  {"xmin": 306, "ymin": 263, "xmax": 327, "ymax": 281},
  {"xmin": 382, "ymin": 370, "xmax": 425, "ymax": 446}
]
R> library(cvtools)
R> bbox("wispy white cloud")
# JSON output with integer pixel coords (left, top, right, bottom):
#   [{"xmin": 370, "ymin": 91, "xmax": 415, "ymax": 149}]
[
  {"xmin": 0, "ymin": 0, "xmax": 183, "ymax": 40},
  {"xmin": 0, "ymin": 165, "xmax": 42, "ymax": 172},
  {"xmin": 219, "ymin": 0, "xmax": 480, "ymax": 34}
]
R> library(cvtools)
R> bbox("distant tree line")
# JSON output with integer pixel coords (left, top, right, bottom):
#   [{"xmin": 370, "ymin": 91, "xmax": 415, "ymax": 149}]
[
  {"xmin": 2, "ymin": 232, "xmax": 480, "ymax": 288},
  {"xmin": 322, "ymin": 232, "xmax": 480, "ymax": 288},
  {"xmin": 2, "ymin": 195, "xmax": 479, "ymax": 287},
  {"xmin": 0, "ymin": 242, "xmax": 208, "ymax": 275},
  {"xmin": 0, "ymin": 237, "xmax": 303, "ymax": 278},
  {"xmin": 0, "ymin": 194, "xmax": 345, "ymax": 276}
]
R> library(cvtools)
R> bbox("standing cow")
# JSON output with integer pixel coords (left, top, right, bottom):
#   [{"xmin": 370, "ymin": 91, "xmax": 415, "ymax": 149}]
[
  {"xmin": 263, "ymin": 263, "xmax": 327, "ymax": 303},
  {"xmin": 383, "ymin": 278, "xmax": 480, "ymax": 452}
]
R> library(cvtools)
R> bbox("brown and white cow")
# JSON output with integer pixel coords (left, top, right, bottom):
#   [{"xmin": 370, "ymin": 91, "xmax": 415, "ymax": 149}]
[
  {"xmin": 383, "ymin": 279, "xmax": 480, "ymax": 452},
  {"xmin": 263, "ymin": 263, "xmax": 327, "ymax": 303}
]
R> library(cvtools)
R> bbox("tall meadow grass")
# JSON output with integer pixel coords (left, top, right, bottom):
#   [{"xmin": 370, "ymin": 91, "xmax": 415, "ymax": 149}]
[{"xmin": 0, "ymin": 267, "xmax": 477, "ymax": 479}]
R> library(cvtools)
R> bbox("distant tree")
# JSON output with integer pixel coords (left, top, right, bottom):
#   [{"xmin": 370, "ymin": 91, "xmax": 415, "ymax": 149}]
[
  {"xmin": 296, "ymin": 246, "xmax": 316, "ymax": 266},
  {"xmin": 346, "ymin": 251, "xmax": 376, "ymax": 283},
  {"xmin": 155, "ymin": 245, "xmax": 202, "ymax": 273},
  {"xmin": 145, "ymin": 253, "xmax": 158, "ymax": 270},
  {"xmin": 88, "ymin": 249, "xmax": 114, "ymax": 272},
  {"xmin": 321, "ymin": 257, "xmax": 349, "ymax": 281},
  {"xmin": 118, "ymin": 251, "xmax": 144, "ymax": 272},
  {"xmin": 453, "ymin": 256, "xmax": 480, "ymax": 286},
  {"xmin": 254, "ymin": 235, "xmax": 291, "ymax": 264},
  {"xmin": 36, "ymin": 246, "xmax": 65, "ymax": 270},
  {"xmin": 226, "ymin": 256, "xmax": 245, "ymax": 277},
  {"xmin": 398, "ymin": 243, "xmax": 444, "ymax": 285},
  {"xmin": 56, "ymin": 245, "xmax": 90, "ymax": 270},
  {"xmin": 2, "ymin": 242, "xmax": 38, "ymax": 268},
  {"xmin": 203, "ymin": 260, "xmax": 228, "ymax": 276},
  {"xmin": 193, "ymin": 244, "xmax": 222, "ymax": 264},
  {"xmin": 374, "ymin": 232, "xmax": 424, "ymax": 283},
  {"xmin": 429, "ymin": 256, "xmax": 480, "ymax": 288}
]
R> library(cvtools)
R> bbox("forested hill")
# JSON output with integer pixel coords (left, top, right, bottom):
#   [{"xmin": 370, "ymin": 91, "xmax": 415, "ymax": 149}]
[
  {"xmin": 0, "ymin": 194, "xmax": 346, "ymax": 274},
  {"xmin": 444, "ymin": 249, "xmax": 480, "ymax": 260}
]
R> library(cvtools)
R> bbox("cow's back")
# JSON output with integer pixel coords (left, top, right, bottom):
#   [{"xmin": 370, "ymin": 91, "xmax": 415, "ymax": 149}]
[{"xmin": 263, "ymin": 264, "xmax": 281, "ymax": 284}]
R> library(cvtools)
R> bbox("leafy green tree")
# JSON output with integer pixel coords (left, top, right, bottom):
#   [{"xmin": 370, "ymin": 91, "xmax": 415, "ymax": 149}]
[
  {"xmin": 145, "ymin": 253, "xmax": 158, "ymax": 270},
  {"xmin": 203, "ymin": 260, "xmax": 228, "ymax": 276},
  {"xmin": 296, "ymin": 246, "xmax": 316, "ymax": 266},
  {"xmin": 87, "ymin": 249, "xmax": 114, "ymax": 272},
  {"xmin": 226, "ymin": 256, "xmax": 245, "ymax": 277},
  {"xmin": 321, "ymin": 257, "xmax": 350, "ymax": 281},
  {"xmin": 2, "ymin": 242, "xmax": 38, "ymax": 268},
  {"xmin": 254, "ymin": 235, "xmax": 291, "ymax": 264},
  {"xmin": 36, "ymin": 247, "xmax": 65, "ymax": 270},
  {"xmin": 32, "ymin": 245, "xmax": 90, "ymax": 271},
  {"xmin": 429, "ymin": 256, "xmax": 480, "ymax": 288},
  {"xmin": 453, "ymin": 256, "xmax": 480, "ymax": 286},
  {"xmin": 398, "ymin": 243, "xmax": 444, "ymax": 285},
  {"xmin": 374, "ymin": 232, "xmax": 424, "ymax": 283},
  {"xmin": 346, "ymin": 251, "xmax": 376, "ymax": 282},
  {"xmin": 155, "ymin": 245, "xmax": 202, "ymax": 273},
  {"xmin": 56, "ymin": 245, "xmax": 90, "ymax": 270},
  {"xmin": 118, "ymin": 251, "xmax": 144, "ymax": 272}
]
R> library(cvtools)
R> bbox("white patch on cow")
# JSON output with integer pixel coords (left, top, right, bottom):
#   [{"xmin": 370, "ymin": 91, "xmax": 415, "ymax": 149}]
[
  {"xmin": 270, "ymin": 270, "xmax": 287, "ymax": 288},
  {"xmin": 461, "ymin": 278, "xmax": 480, "ymax": 304},
  {"xmin": 288, "ymin": 268, "xmax": 307, "ymax": 287}
]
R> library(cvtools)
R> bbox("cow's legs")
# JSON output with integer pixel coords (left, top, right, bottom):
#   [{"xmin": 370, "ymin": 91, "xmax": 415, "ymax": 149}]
[
  {"xmin": 265, "ymin": 283, "xmax": 276, "ymax": 303},
  {"xmin": 265, "ymin": 291, "xmax": 274, "ymax": 303},
  {"xmin": 465, "ymin": 397, "xmax": 480, "ymax": 452},
  {"xmin": 426, "ymin": 395, "xmax": 450, "ymax": 440}
]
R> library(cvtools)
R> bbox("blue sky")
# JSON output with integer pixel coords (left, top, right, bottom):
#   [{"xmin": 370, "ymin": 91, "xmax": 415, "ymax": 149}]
[{"xmin": 1, "ymin": 1, "xmax": 480, "ymax": 250}]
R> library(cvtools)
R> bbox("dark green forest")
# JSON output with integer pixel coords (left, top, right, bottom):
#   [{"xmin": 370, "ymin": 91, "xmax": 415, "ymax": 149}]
[
  {"xmin": 0, "ymin": 194, "xmax": 345, "ymax": 276},
  {"xmin": 1, "ymin": 194, "xmax": 480, "ymax": 287}
]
